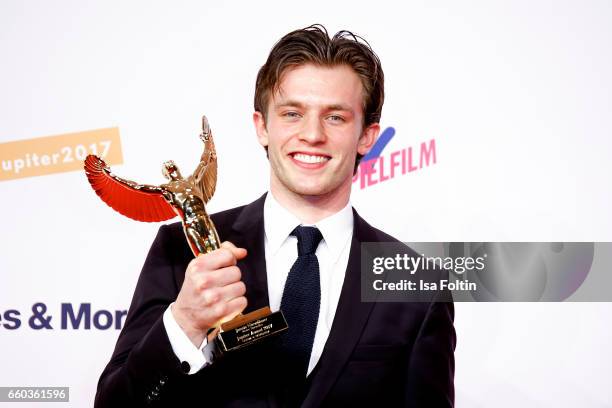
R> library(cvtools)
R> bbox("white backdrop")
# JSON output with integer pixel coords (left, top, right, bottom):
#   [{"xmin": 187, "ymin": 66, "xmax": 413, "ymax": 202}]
[{"xmin": 1, "ymin": 1, "xmax": 611, "ymax": 406}]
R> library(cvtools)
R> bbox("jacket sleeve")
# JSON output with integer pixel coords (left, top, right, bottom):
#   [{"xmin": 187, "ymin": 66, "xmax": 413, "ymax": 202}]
[
  {"xmin": 94, "ymin": 224, "xmax": 190, "ymax": 407},
  {"xmin": 404, "ymin": 288, "xmax": 456, "ymax": 407}
]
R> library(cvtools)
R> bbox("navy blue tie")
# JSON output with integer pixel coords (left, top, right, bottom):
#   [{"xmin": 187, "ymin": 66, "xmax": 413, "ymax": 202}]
[{"xmin": 280, "ymin": 226, "xmax": 323, "ymax": 378}]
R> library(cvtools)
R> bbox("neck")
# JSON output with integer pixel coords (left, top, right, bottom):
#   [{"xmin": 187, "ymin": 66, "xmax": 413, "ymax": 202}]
[{"xmin": 270, "ymin": 178, "xmax": 351, "ymax": 224}]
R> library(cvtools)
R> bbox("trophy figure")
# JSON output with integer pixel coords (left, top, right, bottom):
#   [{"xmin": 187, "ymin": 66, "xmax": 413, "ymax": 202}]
[{"xmin": 84, "ymin": 116, "xmax": 287, "ymax": 360}]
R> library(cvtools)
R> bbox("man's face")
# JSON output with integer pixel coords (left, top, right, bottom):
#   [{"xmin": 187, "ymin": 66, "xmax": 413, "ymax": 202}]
[{"xmin": 253, "ymin": 64, "xmax": 379, "ymax": 200}]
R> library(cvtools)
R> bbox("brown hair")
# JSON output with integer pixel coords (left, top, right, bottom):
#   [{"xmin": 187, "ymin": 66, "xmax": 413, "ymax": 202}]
[{"xmin": 254, "ymin": 24, "xmax": 385, "ymax": 171}]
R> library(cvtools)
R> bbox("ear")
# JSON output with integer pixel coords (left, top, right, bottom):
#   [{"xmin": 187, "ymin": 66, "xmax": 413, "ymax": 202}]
[
  {"xmin": 357, "ymin": 123, "xmax": 380, "ymax": 156},
  {"xmin": 253, "ymin": 111, "xmax": 269, "ymax": 148}
]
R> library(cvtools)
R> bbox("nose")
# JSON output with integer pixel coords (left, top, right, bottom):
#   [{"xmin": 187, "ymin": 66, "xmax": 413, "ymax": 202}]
[{"xmin": 299, "ymin": 116, "xmax": 326, "ymax": 144}]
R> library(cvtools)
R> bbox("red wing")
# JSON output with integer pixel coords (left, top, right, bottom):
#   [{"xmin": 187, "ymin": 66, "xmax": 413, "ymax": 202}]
[{"xmin": 84, "ymin": 155, "xmax": 177, "ymax": 222}]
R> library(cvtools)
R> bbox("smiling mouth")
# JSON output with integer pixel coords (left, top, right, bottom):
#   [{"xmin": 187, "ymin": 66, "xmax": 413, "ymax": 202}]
[{"xmin": 290, "ymin": 153, "xmax": 331, "ymax": 164}]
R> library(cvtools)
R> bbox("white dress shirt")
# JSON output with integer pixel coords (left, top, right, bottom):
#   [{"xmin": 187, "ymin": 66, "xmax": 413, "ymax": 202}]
[{"xmin": 163, "ymin": 192, "xmax": 353, "ymax": 375}]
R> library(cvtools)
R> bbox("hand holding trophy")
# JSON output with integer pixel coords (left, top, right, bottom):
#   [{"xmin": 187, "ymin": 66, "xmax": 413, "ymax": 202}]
[{"xmin": 84, "ymin": 116, "xmax": 287, "ymax": 362}]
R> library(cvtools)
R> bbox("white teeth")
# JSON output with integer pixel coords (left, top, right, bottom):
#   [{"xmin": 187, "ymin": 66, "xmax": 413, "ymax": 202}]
[{"xmin": 293, "ymin": 153, "xmax": 329, "ymax": 164}]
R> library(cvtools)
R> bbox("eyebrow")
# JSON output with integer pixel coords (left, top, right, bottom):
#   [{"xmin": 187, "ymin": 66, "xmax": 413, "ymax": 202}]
[{"xmin": 274, "ymin": 100, "xmax": 354, "ymax": 113}]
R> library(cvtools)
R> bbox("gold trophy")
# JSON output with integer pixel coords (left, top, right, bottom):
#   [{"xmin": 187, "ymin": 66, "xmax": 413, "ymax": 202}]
[{"xmin": 84, "ymin": 116, "xmax": 287, "ymax": 361}]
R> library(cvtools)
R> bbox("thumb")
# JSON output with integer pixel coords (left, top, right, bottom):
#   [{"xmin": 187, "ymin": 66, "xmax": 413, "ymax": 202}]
[{"xmin": 221, "ymin": 241, "xmax": 248, "ymax": 260}]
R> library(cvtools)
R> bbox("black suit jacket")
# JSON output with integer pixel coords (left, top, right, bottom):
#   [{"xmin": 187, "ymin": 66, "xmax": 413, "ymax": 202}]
[{"xmin": 95, "ymin": 194, "xmax": 455, "ymax": 407}]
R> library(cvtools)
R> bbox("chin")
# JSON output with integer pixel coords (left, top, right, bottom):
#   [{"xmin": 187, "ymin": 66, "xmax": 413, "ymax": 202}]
[
  {"xmin": 289, "ymin": 185, "xmax": 328, "ymax": 197},
  {"xmin": 274, "ymin": 167, "xmax": 349, "ymax": 198},
  {"xmin": 288, "ymin": 179, "xmax": 343, "ymax": 198}
]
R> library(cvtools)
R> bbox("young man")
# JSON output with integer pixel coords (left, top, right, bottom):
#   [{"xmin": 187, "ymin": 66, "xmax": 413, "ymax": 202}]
[{"xmin": 95, "ymin": 25, "xmax": 455, "ymax": 407}]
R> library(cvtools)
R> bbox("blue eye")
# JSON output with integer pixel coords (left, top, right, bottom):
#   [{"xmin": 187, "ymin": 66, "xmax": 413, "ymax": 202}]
[
  {"xmin": 328, "ymin": 115, "xmax": 345, "ymax": 122},
  {"xmin": 284, "ymin": 111, "xmax": 301, "ymax": 118}
]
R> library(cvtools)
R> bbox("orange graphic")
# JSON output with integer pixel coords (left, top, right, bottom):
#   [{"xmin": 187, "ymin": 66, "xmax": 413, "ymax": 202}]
[{"xmin": 0, "ymin": 128, "xmax": 123, "ymax": 181}]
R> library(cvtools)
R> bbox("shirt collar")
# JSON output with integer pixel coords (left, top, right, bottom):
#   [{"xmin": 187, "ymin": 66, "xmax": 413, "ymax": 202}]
[{"xmin": 264, "ymin": 191, "xmax": 354, "ymax": 256}]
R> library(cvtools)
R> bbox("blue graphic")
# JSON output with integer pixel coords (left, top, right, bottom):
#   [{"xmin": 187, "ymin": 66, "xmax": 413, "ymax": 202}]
[{"xmin": 362, "ymin": 126, "xmax": 395, "ymax": 162}]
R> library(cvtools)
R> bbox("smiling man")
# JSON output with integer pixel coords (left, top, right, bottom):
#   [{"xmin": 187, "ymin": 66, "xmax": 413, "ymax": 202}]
[
  {"xmin": 95, "ymin": 25, "xmax": 455, "ymax": 407},
  {"xmin": 254, "ymin": 63, "xmax": 378, "ymax": 223}
]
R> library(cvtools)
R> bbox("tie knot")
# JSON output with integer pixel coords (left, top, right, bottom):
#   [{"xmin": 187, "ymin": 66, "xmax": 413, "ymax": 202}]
[{"xmin": 291, "ymin": 226, "xmax": 323, "ymax": 256}]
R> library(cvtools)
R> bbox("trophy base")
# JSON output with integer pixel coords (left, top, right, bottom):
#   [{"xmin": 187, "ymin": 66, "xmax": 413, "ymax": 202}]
[{"xmin": 204, "ymin": 307, "xmax": 288, "ymax": 362}]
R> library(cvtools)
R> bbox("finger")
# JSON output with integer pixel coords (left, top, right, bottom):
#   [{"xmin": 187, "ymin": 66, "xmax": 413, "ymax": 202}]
[
  {"xmin": 201, "ymin": 266, "xmax": 241, "ymax": 288},
  {"xmin": 221, "ymin": 241, "xmax": 248, "ymax": 260},
  {"xmin": 185, "ymin": 257, "xmax": 200, "ymax": 276},
  {"xmin": 192, "ymin": 248, "xmax": 238, "ymax": 271},
  {"xmin": 218, "ymin": 296, "xmax": 248, "ymax": 324},
  {"xmin": 217, "ymin": 281, "xmax": 247, "ymax": 303},
  {"xmin": 200, "ymin": 280, "xmax": 245, "ymax": 307}
]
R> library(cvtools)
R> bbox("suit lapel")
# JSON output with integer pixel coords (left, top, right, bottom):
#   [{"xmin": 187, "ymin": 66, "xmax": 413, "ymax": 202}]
[
  {"xmin": 223, "ymin": 197, "xmax": 382, "ymax": 406},
  {"xmin": 225, "ymin": 193, "xmax": 270, "ymax": 313},
  {"xmin": 302, "ymin": 210, "xmax": 381, "ymax": 407}
]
